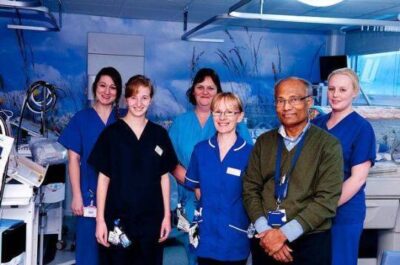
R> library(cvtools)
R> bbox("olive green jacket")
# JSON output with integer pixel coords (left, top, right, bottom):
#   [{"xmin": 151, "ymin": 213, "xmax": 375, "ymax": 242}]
[{"xmin": 243, "ymin": 125, "xmax": 343, "ymax": 233}]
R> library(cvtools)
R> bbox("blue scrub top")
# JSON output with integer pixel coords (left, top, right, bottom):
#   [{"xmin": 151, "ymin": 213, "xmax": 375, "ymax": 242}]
[
  {"xmin": 185, "ymin": 135, "xmax": 253, "ymax": 261},
  {"xmin": 313, "ymin": 111, "xmax": 376, "ymax": 224},
  {"xmin": 58, "ymin": 108, "xmax": 119, "ymax": 205},
  {"xmin": 168, "ymin": 110, "xmax": 253, "ymax": 169}
]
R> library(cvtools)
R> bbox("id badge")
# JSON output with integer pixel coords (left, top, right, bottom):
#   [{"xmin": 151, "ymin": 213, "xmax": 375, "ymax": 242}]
[
  {"xmin": 267, "ymin": 209, "xmax": 287, "ymax": 227},
  {"xmin": 83, "ymin": 205, "xmax": 97, "ymax": 218},
  {"xmin": 108, "ymin": 231, "xmax": 120, "ymax": 245}
]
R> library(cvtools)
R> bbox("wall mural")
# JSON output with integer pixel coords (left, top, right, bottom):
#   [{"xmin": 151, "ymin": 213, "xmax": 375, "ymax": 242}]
[{"xmin": 0, "ymin": 13, "xmax": 328, "ymax": 137}]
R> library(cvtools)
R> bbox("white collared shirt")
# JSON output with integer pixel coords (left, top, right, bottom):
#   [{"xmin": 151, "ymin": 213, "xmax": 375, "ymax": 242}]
[{"xmin": 278, "ymin": 121, "xmax": 311, "ymax": 151}]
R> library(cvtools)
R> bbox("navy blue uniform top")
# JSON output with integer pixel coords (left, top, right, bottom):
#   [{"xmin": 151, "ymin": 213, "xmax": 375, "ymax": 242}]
[
  {"xmin": 88, "ymin": 119, "xmax": 178, "ymax": 239},
  {"xmin": 313, "ymin": 111, "xmax": 376, "ymax": 224},
  {"xmin": 185, "ymin": 135, "xmax": 253, "ymax": 261}
]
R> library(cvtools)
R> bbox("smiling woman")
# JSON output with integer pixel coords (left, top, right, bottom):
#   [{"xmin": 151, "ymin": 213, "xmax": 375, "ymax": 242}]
[
  {"xmin": 88, "ymin": 74, "xmax": 178, "ymax": 265},
  {"xmin": 313, "ymin": 68, "xmax": 376, "ymax": 265},
  {"xmin": 184, "ymin": 92, "xmax": 253, "ymax": 265},
  {"xmin": 58, "ymin": 66, "xmax": 123, "ymax": 265},
  {"xmin": 168, "ymin": 68, "xmax": 253, "ymax": 265},
  {"xmin": 124, "ymin": 75, "xmax": 154, "ymax": 120},
  {"xmin": 211, "ymin": 92, "xmax": 244, "ymax": 140}
]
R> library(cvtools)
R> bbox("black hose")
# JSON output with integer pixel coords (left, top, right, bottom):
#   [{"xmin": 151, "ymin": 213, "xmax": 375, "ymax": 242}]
[{"xmin": 15, "ymin": 81, "xmax": 58, "ymax": 150}]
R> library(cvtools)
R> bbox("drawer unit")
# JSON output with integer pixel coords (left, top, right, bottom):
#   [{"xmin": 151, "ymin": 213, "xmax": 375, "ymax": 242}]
[{"xmin": 365, "ymin": 200, "xmax": 399, "ymax": 229}]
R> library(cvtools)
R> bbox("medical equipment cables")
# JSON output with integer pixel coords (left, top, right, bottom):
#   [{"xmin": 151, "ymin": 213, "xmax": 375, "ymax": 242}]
[{"xmin": 15, "ymin": 80, "xmax": 58, "ymax": 151}]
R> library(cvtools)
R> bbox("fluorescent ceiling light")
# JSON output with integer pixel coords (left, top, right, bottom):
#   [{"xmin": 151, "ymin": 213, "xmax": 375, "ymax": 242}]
[
  {"xmin": 187, "ymin": 37, "xmax": 224, "ymax": 43},
  {"xmin": 297, "ymin": 0, "xmax": 344, "ymax": 7},
  {"xmin": 7, "ymin": 24, "xmax": 55, "ymax": 31},
  {"xmin": 229, "ymin": 12, "xmax": 400, "ymax": 27}
]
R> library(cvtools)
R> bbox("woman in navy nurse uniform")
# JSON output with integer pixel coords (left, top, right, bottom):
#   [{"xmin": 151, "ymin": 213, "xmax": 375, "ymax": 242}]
[
  {"xmin": 185, "ymin": 92, "xmax": 253, "ymax": 265},
  {"xmin": 313, "ymin": 68, "xmax": 376, "ymax": 265},
  {"xmin": 168, "ymin": 68, "xmax": 252, "ymax": 265},
  {"xmin": 88, "ymin": 75, "xmax": 177, "ymax": 265},
  {"xmin": 58, "ymin": 67, "xmax": 122, "ymax": 265}
]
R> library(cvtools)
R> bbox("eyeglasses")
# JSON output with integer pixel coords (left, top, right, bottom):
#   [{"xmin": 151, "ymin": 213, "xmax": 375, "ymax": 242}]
[
  {"xmin": 274, "ymin": 95, "xmax": 311, "ymax": 107},
  {"xmin": 212, "ymin": 110, "xmax": 241, "ymax": 117}
]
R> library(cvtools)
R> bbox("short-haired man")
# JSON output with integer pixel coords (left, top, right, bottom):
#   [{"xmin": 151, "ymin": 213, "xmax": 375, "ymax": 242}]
[{"xmin": 243, "ymin": 77, "xmax": 343, "ymax": 265}]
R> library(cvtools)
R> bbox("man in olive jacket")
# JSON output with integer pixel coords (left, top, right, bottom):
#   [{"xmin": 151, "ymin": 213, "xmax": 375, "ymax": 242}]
[{"xmin": 243, "ymin": 77, "xmax": 343, "ymax": 265}]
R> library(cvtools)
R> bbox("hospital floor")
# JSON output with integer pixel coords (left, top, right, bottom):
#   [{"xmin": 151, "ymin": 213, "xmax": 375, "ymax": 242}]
[
  {"xmin": 47, "ymin": 237, "xmax": 252, "ymax": 265},
  {"xmin": 48, "ymin": 239, "xmax": 188, "ymax": 265},
  {"xmin": 46, "ymin": 216, "xmax": 251, "ymax": 265},
  {"xmin": 45, "ymin": 216, "xmax": 189, "ymax": 265}
]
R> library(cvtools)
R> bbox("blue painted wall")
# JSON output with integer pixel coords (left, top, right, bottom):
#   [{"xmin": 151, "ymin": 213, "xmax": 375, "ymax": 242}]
[{"xmin": 0, "ymin": 13, "xmax": 329, "ymax": 131}]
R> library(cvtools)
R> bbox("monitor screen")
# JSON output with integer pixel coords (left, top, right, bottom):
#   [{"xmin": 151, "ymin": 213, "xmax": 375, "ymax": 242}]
[{"xmin": 319, "ymin": 55, "xmax": 348, "ymax": 82}]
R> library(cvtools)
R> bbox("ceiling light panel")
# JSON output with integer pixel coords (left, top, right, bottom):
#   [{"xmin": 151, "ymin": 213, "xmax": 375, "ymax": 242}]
[{"xmin": 297, "ymin": 0, "xmax": 344, "ymax": 7}]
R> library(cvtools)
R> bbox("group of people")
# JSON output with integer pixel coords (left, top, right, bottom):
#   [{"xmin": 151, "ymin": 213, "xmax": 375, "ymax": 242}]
[{"xmin": 59, "ymin": 66, "xmax": 375, "ymax": 265}]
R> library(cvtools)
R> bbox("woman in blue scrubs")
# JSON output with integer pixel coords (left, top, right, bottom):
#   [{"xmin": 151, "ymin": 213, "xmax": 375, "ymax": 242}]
[
  {"xmin": 88, "ymin": 75, "xmax": 177, "ymax": 265},
  {"xmin": 58, "ymin": 67, "xmax": 122, "ymax": 265},
  {"xmin": 185, "ymin": 92, "xmax": 252, "ymax": 265},
  {"xmin": 313, "ymin": 68, "xmax": 376, "ymax": 265},
  {"xmin": 169, "ymin": 68, "xmax": 252, "ymax": 265}
]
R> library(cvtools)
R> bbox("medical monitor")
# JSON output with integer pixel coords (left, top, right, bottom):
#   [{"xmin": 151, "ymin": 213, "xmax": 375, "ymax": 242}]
[{"xmin": 319, "ymin": 55, "xmax": 348, "ymax": 82}]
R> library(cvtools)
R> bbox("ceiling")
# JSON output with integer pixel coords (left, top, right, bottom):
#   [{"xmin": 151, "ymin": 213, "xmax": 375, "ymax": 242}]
[{"xmin": 15, "ymin": 0, "xmax": 400, "ymax": 32}]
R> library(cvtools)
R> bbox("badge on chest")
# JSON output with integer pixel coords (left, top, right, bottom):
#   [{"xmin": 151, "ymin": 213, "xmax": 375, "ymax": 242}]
[
  {"xmin": 226, "ymin": 167, "xmax": 241, "ymax": 177},
  {"xmin": 154, "ymin": 145, "xmax": 163, "ymax": 156}
]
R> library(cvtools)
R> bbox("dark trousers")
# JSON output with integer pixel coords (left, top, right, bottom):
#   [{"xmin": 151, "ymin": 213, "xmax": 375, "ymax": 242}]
[
  {"xmin": 198, "ymin": 257, "xmax": 247, "ymax": 265},
  {"xmin": 251, "ymin": 230, "xmax": 331, "ymax": 265},
  {"xmin": 99, "ymin": 238, "xmax": 163, "ymax": 265}
]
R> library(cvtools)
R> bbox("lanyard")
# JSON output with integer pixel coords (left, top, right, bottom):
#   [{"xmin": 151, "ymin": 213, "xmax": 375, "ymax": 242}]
[{"xmin": 274, "ymin": 132, "xmax": 308, "ymax": 205}]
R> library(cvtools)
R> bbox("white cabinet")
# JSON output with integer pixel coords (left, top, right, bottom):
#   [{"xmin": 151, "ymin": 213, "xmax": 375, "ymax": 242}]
[
  {"xmin": 365, "ymin": 200, "xmax": 399, "ymax": 229},
  {"xmin": 87, "ymin": 32, "xmax": 145, "ymax": 103},
  {"xmin": 364, "ymin": 163, "xmax": 400, "ymax": 265}
]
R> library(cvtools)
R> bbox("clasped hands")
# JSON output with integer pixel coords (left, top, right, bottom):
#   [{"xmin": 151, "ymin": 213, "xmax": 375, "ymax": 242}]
[{"xmin": 256, "ymin": 228, "xmax": 293, "ymax": 263}]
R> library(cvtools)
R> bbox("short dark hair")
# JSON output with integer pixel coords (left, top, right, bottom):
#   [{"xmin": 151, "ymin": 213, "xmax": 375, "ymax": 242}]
[
  {"xmin": 186, "ymin": 68, "xmax": 223, "ymax": 105},
  {"xmin": 92, "ymin": 67, "xmax": 122, "ymax": 103},
  {"xmin": 125, "ymin": 75, "xmax": 154, "ymax": 98}
]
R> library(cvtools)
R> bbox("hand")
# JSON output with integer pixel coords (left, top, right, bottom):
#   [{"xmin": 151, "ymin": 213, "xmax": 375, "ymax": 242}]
[
  {"xmin": 158, "ymin": 216, "xmax": 171, "ymax": 243},
  {"xmin": 96, "ymin": 220, "xmax": 110, "ymax": 247},
  {"xmin": 173, "ymin": 164, "xmax": 187, "ymax": 184},
  {"xmin": 272, "ymin": 244, "xmax": 293, "ymax": 263},
  {"xmin": 255, "ymin": 229, "xmax": 271, "ymax": 253},
  {"xmin": 194, "ymin": 189, "xmax": 201, "ymax": 200},
  {"xmin": 71, "ymin": 194, "xmax": 84, "ymax": 216},
  {"xmin": 256, "ymin": 228, "xmax": 287, "ymax": 255}
]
